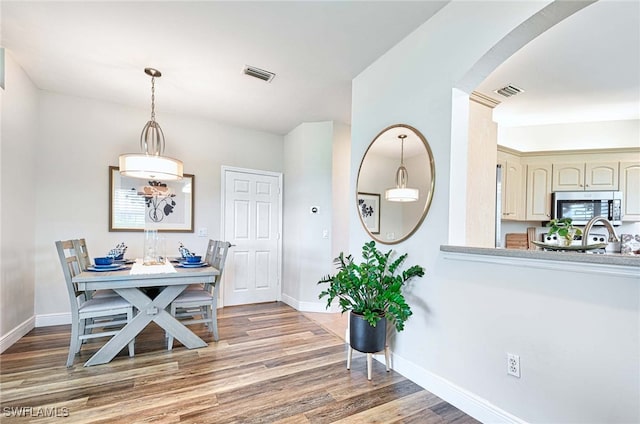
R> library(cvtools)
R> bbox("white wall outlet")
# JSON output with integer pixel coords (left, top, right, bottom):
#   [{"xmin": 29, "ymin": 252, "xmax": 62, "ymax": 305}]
[
  {"xmin": 322, "ymin": 229, "xmax": 329, "ymax": 239},
  {"xmin": 197, "ymin": 227, "xmax": 208, "ymax": 237},
  {"xmin": 507, "ymin": 353, "xmax": 521, "ymax": 378}
]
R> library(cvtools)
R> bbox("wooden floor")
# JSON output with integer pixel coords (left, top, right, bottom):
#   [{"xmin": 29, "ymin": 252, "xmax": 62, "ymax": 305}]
[{"xmin": 1, "ymin": 302, "xmax": 480, "ymax": 423}]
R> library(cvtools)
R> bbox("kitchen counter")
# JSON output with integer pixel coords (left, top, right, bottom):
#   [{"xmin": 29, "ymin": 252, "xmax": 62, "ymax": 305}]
[{"xmin": 440, "ymin": 245, "xmax": 639, "ymax": 273}]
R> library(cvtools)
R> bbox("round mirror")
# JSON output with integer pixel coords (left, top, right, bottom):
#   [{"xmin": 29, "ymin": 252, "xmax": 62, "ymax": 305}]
[{"xmin": 356, "ymin": 124, "xmax": 435, "ymax": 244}]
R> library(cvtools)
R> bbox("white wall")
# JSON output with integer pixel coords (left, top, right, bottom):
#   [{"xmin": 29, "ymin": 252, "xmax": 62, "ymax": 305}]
[
  {"xmin": 350, "ymin": 2, "xmax": 639, "ymax": 423},
  {"xmin": 499, "ymin": 119, "xmax": 640, "ymax": 151},
  {"xmin": 331, "ymin": 122, "xmax": 351, "ymax": 260},
  {"xmin": 282, "ymin": 121, "xmax": 334, "ymax": 311},
  {"xmin": 0, "ymin": 52, "xmax": 38, "ymax": 349},
  {"xmin": 33, "ymin": 91, "xmax": 283, "ymax": 320},
  {"xmin": 435, "ymin": 254, "xmax": 638, "ymax": 424}
]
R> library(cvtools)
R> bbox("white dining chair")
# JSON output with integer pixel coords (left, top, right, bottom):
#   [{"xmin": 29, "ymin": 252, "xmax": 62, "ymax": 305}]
[
  {"xmin": 167, "ymin": 240, "xmax": 231, "ymax": 349},
  {"xmin": 55, "ymin": 240, "xmax": 135, "ymax": 367}
]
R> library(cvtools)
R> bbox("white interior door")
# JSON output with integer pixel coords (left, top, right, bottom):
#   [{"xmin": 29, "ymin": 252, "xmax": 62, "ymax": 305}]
[{"xmin": 222, "ymin": 167, "xmax": 282, "ymax": 306}]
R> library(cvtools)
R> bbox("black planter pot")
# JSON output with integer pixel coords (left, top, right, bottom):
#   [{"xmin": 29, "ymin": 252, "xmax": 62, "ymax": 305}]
[{"xmin": 349, "ymin": 312, "xmax": 386, "ymax": 353}]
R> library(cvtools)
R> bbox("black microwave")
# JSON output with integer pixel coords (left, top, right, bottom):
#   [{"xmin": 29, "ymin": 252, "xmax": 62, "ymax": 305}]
[{"xmin": 552, "ymin": 191, "xmax": 622, "ymax": 226}]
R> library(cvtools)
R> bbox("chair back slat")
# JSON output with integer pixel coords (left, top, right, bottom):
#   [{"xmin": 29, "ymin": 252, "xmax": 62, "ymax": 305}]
[
  {"xmin": 211, "ymin": 241, "xmax": 231, "ymax": 277},
  {"xmin": 55, "ymin": 240, "xmax": 85, "ymax": 308},
  {"xmin": 204, "ymin": 240, "xmax": 231, "ymax": 291},
  {"xmin": 204, "ymin": 240, "xmax": 221, "ymax": 265},
  {"xmin": 74, "ymin": 238, "xmax": 92, "ymax": 271}
]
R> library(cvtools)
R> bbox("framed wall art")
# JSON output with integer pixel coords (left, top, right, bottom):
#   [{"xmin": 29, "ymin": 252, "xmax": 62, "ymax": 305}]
[
  {"xmin": 357, "ymin": 192, "xmax": 380, "ymax": 234},
  {"xmin": 109, "ymin": 166, "xmax": 194, "ymax": 232}
]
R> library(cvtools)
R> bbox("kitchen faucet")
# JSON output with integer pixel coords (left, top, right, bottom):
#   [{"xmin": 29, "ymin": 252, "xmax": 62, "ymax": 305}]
[{"xmin": 581, "ymin": 216, "xmax": 620, "ymax": 247}]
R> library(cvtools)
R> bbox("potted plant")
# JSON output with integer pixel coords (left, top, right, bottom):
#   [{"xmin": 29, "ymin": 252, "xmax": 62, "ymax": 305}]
[
  {"xmin": 547, "ymin": 217, "xmax": 582, "ymax": 246},
  {"xmin": 318, "ymin": 241, "xmax": 424, "ymax": 353}
]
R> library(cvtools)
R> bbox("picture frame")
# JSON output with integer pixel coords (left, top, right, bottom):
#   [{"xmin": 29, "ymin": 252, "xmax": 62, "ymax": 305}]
[
  {"xmin": 109, "ymin": 166, "xmax": 194, "ymax": 232},
  {"xmin": 357, "ymin": 192, "xmax": 380, "ymax": 234}
]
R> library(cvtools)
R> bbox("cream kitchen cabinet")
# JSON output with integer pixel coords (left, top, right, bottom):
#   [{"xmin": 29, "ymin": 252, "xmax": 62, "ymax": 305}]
[
  {"xmin": 498, "ymin": 159, "xmax": 525, "ymax": 220},
  {"xmin": 619, "ymin": 161, "xmax": 640, "ymax": 221},
  {"xmin": 552, "ymin": 162, "xmax": 619, "ymax": 191},
  {"xmin": 526, "ymin": 163, "xmax": 552, "ymax": 221}
]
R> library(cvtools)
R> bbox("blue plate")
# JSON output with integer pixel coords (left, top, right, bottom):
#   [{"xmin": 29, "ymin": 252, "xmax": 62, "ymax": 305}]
[
  {"xmin": 87, "ymin": 264, "xmax": 128, "ymax": 272},
  {"xmin": 94, "ymin": 263, "xmax": 117, "ymax": 268},
  {"xmin": 92, "ymin": 263, "xmax": 121, "ymax": 269},
  {"xmin": 176, "ymin": 262, "xmax": 208, "ymax": 268}
]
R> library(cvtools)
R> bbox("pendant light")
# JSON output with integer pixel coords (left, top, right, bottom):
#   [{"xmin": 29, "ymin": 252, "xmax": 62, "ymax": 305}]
[
  {"xmin": 385, "ymin": 134, "xmax": 419, "ymax": 202},
  {"xmin": 119, "ymin": 68, "xmax": 183, "ymax": 181}
]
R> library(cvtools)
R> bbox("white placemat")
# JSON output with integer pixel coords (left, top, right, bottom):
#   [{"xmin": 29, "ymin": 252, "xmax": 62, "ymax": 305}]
[{"xmin": 129, "ymin": 260, "xmax": 177, "ymax": 275}]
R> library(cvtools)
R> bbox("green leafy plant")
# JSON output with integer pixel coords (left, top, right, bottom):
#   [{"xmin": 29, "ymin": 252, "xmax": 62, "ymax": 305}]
[
  {"xmin": 318, "ymin": 241, "xmax": 424, "ymax": 332},
  {"xmin": 547, "ymin": 217, "xmax": 582, "ymax": 245}
]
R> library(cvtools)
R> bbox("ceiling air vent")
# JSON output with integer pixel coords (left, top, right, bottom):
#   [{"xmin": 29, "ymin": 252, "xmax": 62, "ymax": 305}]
[
  {"xmin": 494, "ymin": 84, "xmax": 524, "ymax": 98},
  {"xmin": 243, "ymin": 65, "xmax": 275, "ymax": 83}
]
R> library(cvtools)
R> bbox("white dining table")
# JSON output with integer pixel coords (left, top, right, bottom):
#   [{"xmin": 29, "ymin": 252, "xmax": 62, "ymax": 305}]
[{"xmin": 72, "ymin": 263, "xmax": 219, "ymax": 366}]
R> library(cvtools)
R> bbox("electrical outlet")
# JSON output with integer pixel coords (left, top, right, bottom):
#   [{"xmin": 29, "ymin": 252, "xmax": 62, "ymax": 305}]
[{"xmin": 507, "ymin": 353, "xmax": 521, "ymax": 378}]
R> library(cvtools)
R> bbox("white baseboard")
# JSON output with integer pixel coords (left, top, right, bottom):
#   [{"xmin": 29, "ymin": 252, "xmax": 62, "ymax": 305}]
[
  {"xmin": 0, "ymin": 316, "xmax": 35, "ymax": 353},
  {"xmin": 280, "ymin": 293, "xmax": 298, "ymax": 309},
  {"xmin": 281, "ymin": 294, "xmax": 340, "ymax": 313},
  {"xmin": 387, "ymin": 351, "xmax": 527, "ymax": 424},
  {"xmin": 35, "ymin": 312, "xmax": 71, "ymax": 327}
]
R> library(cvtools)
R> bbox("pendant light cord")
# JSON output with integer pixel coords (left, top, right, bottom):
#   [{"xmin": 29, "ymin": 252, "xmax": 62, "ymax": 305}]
[{"xmin": 150, "ymin": 76, "xmax": 156, "ymax": 122}]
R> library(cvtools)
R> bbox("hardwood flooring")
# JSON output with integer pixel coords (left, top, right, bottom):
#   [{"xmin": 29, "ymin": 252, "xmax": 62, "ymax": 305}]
[{"xmin": 1, "ymin": 302, "xmax": 480, "ymax": 423}]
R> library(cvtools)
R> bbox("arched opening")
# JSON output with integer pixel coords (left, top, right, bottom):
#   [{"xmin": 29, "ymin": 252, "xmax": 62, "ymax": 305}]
[{"xmin": 450, "ymin": 1, "xmax": 598, "ymax": 247}]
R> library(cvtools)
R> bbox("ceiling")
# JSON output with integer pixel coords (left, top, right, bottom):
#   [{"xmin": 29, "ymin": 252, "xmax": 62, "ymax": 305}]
[
  {"xmin": 475, "ymin": 0, "xmax": 640, "ymax": 128},
  {"xmin": 1, "ymin": 1, "xmax": 447, "ymax": 135},
  {"xmin": 2, "ymin": 1, "xmax": 638, "ymax": 137}
]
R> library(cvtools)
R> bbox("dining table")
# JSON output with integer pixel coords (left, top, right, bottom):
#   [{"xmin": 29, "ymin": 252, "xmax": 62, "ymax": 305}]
[{"xmin": 72, "ymin": 261, "xmax": 219, "ymax": 366}]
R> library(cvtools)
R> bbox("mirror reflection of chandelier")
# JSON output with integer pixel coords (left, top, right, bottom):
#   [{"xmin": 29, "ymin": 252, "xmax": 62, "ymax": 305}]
[
  {"xmin": 385, "ymin": 134, "xmax": 419, "ymax": 202},
  {"xmin": 119, "ymin": 68, "xmax": 183, "ymax": 181}
]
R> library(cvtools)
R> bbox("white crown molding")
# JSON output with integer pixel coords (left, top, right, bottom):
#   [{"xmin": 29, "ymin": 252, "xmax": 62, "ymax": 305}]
[
  {"xmin": 498, "ymin": 144, "xmax": 640, "ymax": 157},
  {"xmin": 470, "ymin": 91, "xmax": 500, "ymax": 108}
]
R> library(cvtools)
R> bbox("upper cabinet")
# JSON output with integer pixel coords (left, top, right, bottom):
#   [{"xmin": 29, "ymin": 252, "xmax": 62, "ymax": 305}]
[
  {"xmin": 503, "ymin": 161, "xmax": 525, "ymax": 220},
  {"xmin": 552, "ymin": 161, "xmax": 618, "ymax": 191},
  {"xmin": 498, "ymin": 151, "xmax": 525, "ymax": 221},
  {"xmin": 526, "ymin": 164, "xmax": 552, "ymax": 221},
  {"xmin": 619, "ymin": 161, "xmax": 640, "ymax": 221}
]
